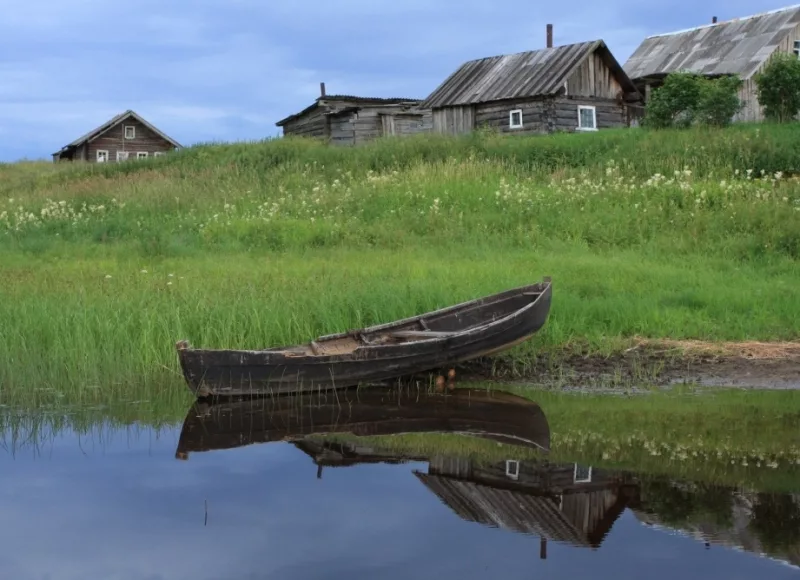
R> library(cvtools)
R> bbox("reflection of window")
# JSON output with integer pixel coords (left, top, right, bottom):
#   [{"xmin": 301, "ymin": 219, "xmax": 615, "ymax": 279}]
[
  {"xmin": 505, "ymin": 459, "xmax": 520, "ymax": 480},
  {"xmin": 573, "ymin": 463, "xmax": 593, "ymax": 483},
  {"xmin": 577, "ymin": 105, "xmax": 597, "ymax": 131},
  {"xmin": 509, "ymin": 109, "xmax": 523, "ymax": 129},
  {"xmin": 96, "ymin": 150, "xmax": 108, "ymax": 163}
]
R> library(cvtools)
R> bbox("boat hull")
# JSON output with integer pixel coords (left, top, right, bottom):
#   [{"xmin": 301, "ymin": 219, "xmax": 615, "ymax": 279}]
[{"xmin": 176, "ymin": 280, "xmax": 552, "ymax": 398}]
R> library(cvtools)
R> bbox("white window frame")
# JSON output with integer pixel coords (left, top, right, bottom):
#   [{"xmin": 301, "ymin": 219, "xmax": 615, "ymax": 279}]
[
  {"xmin": 509, "ymin": 109, "xmax": 523, "ymax": 129},
  {"xmin": 136, "ymin": 151, "xmax": 148, "ymax": 159},
  {"xmin": 116, "ymin": 151, "xmax": 129, "ymax": 162},
  {"xmin": 124, "ymin": 125, "xmax": 136, "ymax": 139},
  {"xmin": 505, "ymin": 459, "xmax": 520, "ymax": 480},
  {"xmin": 577, "ymin": 105, "xmax": 597, "ymax": 131},
  {"xmin": 96, "ymin": 150, "xmax": 108, "ymax": 163},
  {"xmin": 794, "ymin": 40, "xmax": 800, "ymax": 57},
  {"xmin": 573, "ymin": 463, "xmax": 593, "ymax": 483},
  {"xmin": 153, "ymin": 151, "xmax": 164, "ymax": 157}
]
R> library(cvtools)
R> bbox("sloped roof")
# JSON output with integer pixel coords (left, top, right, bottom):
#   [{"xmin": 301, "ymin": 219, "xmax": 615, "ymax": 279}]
[
  {"xmin": 420, "ymin": 40, "xmax": 638, "ymax": 109},
  {"xmin": 275, "ymin": 95, "xmax": 422, "ymax": 126},
  {"xmin": 623, "ymin": 4, "xmax": 800, "ymax": 81},
  {"xmin": 53, "ymin": 109, "xmax": 182, "ymax": 155}
]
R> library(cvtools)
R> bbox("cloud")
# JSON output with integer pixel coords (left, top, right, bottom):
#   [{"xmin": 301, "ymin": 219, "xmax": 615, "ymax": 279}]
[{"xmin": 0, "ymin": 0, "xmax": 794, "ymax": 161}]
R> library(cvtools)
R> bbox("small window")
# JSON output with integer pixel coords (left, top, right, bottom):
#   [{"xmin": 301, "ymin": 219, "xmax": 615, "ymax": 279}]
[
  {"xmin": 577, "ymin": 105, "xmax": 597, "ymax": 131},
  {"xmin": 96, "ymin": 150, "xmax": 108, "ymax": 163},
  {"xmin": 136, "ymin": 152, "xmax": 148, "ymax": 159},
  {"xmin": 153, "ymin": 151, "xmax": 164, "ymax": 157},
  {"xmin": 509, "ymin": 109, "xmax": 523, "ymax": 129},
  {"xmin": 573, "ymin": 463, "xmax": 593, "ymax": 483},
  {"xmin": 794, "ymin": 40, "xmax": 800, "ymax": 57},
  {"xmin": 116, "ymin": 151, "xmax": 129, "ymax": 162},
  {"xmin": 505, "ymin": 459, "xmax": 520, "ymax": 480},
  {"xmin": 124, "ymin": 125, "xmax": 135, "ymax": 139}
]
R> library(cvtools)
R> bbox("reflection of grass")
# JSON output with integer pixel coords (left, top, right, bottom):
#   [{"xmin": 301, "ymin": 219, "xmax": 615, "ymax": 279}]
[{"xmin": 310, "ymin": 385, "xmax": 800, "ymax": 493}]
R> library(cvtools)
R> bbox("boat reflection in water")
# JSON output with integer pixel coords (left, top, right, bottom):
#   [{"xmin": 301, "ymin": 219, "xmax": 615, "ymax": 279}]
[{"xmin": 175, "ymin": 385, "xmax": 640, "ymax": 556}]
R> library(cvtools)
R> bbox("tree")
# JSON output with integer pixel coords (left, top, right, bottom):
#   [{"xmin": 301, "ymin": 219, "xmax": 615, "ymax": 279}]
[
  {"xmin": 754, "ymin": 52, "xmax": 800, "ymax": 122},
  {"xmin": 642, "ymin": 71, "xmax": 742, "ymax": 129}
]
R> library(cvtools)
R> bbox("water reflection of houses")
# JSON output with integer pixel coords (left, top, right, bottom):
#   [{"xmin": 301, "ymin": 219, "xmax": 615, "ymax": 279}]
[{"xmin": 294, "ymin": 438, "xmax": 639, "ymax": 554}]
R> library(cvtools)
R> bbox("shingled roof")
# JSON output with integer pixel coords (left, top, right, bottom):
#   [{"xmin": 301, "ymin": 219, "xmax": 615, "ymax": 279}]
[
  {"xmin": 623, "ymin": 4, "xmax": 800, "ymax": 81},
  {"xmin": 421, "ymin": 40, "xmax": 638, "ymax": 109}
]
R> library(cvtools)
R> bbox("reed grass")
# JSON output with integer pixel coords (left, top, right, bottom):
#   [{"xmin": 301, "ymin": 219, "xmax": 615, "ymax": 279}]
[{"xmin": 1, "ymin": 124, "xmax": 799, "ymax": 404}]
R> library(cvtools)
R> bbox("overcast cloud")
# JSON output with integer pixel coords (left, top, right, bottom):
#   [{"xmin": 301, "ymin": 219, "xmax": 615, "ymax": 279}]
[{"xmin": 0, "ymin": 0, "xmax": 791, "ymax": 161}]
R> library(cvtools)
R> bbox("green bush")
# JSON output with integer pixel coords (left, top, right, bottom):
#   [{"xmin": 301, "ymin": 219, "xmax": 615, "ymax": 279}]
[
  {"xmin": 754, "ymin": 52, "xmax": 800, "ymax": 123},
  {"xmin": 644, "ymin": 72, "xmax": 742, "ymax": 129}
]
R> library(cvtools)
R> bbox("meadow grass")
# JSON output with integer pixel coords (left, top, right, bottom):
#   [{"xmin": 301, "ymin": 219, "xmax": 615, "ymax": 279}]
[{"xmin": 1, "ymin": 124, "xmax": 800, "ymax": 404}]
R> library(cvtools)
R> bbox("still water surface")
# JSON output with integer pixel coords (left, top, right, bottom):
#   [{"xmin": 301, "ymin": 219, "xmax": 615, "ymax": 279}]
[{"xmin": 1, "ymin": 387, "xmax": 798, "ymax": 579}]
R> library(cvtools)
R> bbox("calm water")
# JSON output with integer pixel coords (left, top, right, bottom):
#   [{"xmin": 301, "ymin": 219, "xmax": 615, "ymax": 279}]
[{"xmin": 1, "ymin": 388, "xmax": 798, "ymax": 580}]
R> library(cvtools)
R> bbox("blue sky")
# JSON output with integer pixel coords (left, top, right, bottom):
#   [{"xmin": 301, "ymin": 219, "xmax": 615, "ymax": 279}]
[{"xmin": 0, "ymin": 0, "xmax": 793, "ymax": 162}]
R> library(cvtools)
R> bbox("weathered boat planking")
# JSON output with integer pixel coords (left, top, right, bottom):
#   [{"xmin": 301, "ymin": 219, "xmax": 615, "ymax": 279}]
[
  {"xmin": 174, "ymin": 386, "xmax": 551, "ymax": 460},
  {"xmin": 175, "ymin": 278, "xmax": 552, "ymax": 398}
]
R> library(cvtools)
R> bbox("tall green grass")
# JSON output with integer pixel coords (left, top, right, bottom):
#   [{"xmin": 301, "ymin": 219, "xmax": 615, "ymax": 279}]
[{"xmin": 1, "ymin": 124, "xmax": 799, "ymax": 404}]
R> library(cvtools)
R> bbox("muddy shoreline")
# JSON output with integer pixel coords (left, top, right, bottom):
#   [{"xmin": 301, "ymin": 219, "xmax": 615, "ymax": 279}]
[{"xmin": 454, "ymin": 341, "xmax": 800, "ymax": 390}]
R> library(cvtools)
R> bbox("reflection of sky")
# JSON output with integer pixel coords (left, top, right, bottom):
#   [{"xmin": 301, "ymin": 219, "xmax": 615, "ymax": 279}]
[{"xmin": 0, "ymin": 424, "xmax": 797, "ymax": 580}]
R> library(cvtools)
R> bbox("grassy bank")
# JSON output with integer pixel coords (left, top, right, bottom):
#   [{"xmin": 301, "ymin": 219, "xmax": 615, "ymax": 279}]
[{"xmin": 1, "ymin": 124, "xmax": 800, "ymax": 404}]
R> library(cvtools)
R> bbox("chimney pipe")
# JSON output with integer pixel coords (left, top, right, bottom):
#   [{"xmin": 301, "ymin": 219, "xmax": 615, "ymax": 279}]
[
  {"xmin": 546, "ymin": 23, "xmax": 553, "ymax": 48},
  {"xmin": 712, "ymin": 16, "xmax": 717, "ymax": 23},
  {"xmin": 320, "ymin": 82, "xmax": 326, "ymax": 97}
]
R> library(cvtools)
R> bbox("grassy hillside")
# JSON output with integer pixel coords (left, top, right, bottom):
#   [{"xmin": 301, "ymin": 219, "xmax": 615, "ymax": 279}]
[{"xmin": 1, "ymin": 124, "xmax": 799, "ymax": 404}]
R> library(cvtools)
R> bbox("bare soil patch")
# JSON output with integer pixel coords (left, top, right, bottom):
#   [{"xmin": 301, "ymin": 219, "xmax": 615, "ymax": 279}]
[{"xmin": 455, "ymin": 339, "xmax": 800, "ymax": 390}]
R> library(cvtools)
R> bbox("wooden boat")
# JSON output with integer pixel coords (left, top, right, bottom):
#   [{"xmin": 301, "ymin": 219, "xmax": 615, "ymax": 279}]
[
  {"xmin": 174, "ymin": 386, "xmax": 551, "ymax": 460},
  {"xmin": 175, "ymin": 277, "xmax": 552, "ymax": 398}
]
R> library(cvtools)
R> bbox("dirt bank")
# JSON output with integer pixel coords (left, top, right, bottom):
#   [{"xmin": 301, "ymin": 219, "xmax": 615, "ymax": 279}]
[{"xmin": 457, "ymin": 339, "xmax": 800, "ymax": 390}]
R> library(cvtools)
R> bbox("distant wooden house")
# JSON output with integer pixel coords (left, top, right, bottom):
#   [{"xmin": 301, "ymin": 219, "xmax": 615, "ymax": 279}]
[
  {"xmin": 420, "ymin": 25, "xmax": 642, "ymax": 136},
  {"xmin": 275, "ymin": 83, "xmax": 432, "ymax": 145},
  {"xmin": 52, "ymin": 109, "xmax": 181, "ymax": 163},
  {"xmin": 623, "ymin": 5, "xmax": 800, "ymax": 122}
]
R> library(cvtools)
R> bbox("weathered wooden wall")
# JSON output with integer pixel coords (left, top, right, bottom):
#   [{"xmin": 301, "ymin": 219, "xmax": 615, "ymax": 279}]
[
  {"xmin": 84, "ymin": 117, "xmax": 175, "ymax": 163},
  {"xmin": 565, "ymin": 51, "xmax": 625, "ymax": 99},
  {"xmin": 280, "ymin": 107, "xmax": 328, "ymax": 139},
  {"xmin": 328, "ymin": 106, "xmax": 431, "ymax": 146},
  {"xmin": 432, "ymin": 105, "xmax": 475, "ymax": 134},
  {"xmin": 471, "ymin": 96, "xmax": 628, "ymax": 135}
]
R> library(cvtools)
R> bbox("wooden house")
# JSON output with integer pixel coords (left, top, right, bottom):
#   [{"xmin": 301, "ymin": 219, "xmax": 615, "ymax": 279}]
[
  {"xmin": 275, "ymin": 83, "xmax": 432, "ymax": 145},
  {"xmin": 52, "ymin": 109, "xmax": 181, "ymax": 163},
  {"xmin": 419, "ymin": 25, "xmax": 642, "ymax": 136},
  {"xmin": 623, "ymin": 5, "xmax": 800, "ymax": 122}
]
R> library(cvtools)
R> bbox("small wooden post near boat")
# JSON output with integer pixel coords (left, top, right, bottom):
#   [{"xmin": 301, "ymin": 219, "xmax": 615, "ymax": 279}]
[{"xmin": 174, "ymin": 278, "xmax": 552, "ymax": 399}]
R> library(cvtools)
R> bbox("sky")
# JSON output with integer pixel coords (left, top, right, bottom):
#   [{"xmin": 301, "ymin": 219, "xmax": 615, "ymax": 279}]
[{"xmin": 0, "ymin": 0, "xmax": 795, "ymax": 162}]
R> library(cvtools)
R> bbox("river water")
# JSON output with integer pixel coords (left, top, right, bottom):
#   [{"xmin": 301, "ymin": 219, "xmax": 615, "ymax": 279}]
[{"xmin": 0, "ymin": 387, "xmax": 798, "ymax": 579}]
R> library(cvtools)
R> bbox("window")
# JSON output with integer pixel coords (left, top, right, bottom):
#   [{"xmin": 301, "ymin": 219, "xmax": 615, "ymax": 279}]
[
  {"xmin": 509, "ymin": 109, "xmax": 523, "ymax": 129},
  {"xmin": 794, "ymin": 40, "xmax": 800, "ymax": 57},
  {"xmin": 116, "ymin": 151, "xmax": 129, "ymax": 161},
  {"xmin": 577, "ymin": 105, "xmax": 597, "ymax": 131},
  {"xmin": 153, "ymin": 151, "xmax": 164, "ymax": 157},
  {"xmin": 96, "ymin": 150, "xmax": 108, "ymax": 163},
  {"xmin": 136, "ymin": 152, "xmax": 148, "ymax": 159},
  {"xmin": 573, "ymin": 463, "xmax": 593, "ymax": 483},
  {"xmin": 505, "ymin": 459, "xmax": 520, "ymax": 480},
  {"xmin": 124, "ymin": 125, "xmax": 135, "ymax": 139}
]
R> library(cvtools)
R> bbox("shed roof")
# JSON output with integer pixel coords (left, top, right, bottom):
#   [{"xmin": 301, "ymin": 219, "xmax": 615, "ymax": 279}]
[
  {"xmin": 623, "ymin": 4, "xmax": 800, "ymax": 81},
  {"xmin": 420, "ymin": 40, "xmax": 638, "ymax": 109},
  {"xmin": 52, "ymin": 109, "xmax": 182, "ymax": 156},
  {"xmin": 275, "ymin": 95, "xmax": 422, "ymax": 126}
]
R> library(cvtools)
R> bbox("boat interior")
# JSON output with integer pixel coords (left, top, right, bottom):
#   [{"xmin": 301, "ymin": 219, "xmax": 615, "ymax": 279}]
[{"xmin": 276, "ymin": 285, "xmax": 547, "ymax": 357}]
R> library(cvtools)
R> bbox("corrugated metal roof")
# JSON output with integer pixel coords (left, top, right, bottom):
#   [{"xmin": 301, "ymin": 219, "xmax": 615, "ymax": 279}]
[
  {"xmin": 623, "ymin": 4, "xmax": 800, "ymax": 81},
  {"xmin": 421, "ymin": 40, "xmax": 638, "ymax": 109},
  {"xmin": 53, "ymin": 109, "xmax": 182, "ymax": 155}
]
